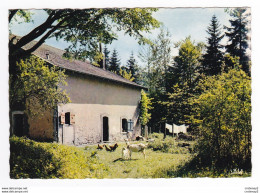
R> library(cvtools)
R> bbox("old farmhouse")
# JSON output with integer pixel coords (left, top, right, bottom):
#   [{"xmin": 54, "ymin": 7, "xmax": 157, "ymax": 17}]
[{"xmin": 10, "ymin": 42, "xmax": 145, "ymax": 145}]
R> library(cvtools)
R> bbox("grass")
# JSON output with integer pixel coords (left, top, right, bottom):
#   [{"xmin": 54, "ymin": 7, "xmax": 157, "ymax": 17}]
[
  {"xmin": 10, "ymin": 134, "xmax": 250, "ymax": 178},
  {"xmin": 82, "ymin": 136, "xmax": 192, "ymax": 178}
]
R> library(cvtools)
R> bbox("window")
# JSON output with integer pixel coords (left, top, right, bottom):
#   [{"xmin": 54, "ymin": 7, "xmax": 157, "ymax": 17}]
[
  {"xmin": 127, "ymin": 119, "xmax": 134, "ymax": 131},
  {"xmin": 65, "ymin": 112, "xmax": 70, "ymax": 124},
  {"xmin": 122, "ymin": 118, "xmax": 128, "ymax": 132}
]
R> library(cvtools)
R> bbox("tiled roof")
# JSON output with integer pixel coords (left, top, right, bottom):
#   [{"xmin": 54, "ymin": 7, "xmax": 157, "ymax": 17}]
[{"xmin": 15, "ymin": 36, "xmax": 145, "ymax": 89}]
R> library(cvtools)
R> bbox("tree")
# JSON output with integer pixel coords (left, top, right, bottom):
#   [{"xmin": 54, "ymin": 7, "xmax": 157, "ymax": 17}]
[
  {"xmin": 119, "ymin": 68, "xmax": 135, "ymax": 82},
  {"xmin": 173, "ymin": 37, "xmax": 203, "ymax": 89},
  {"xmin": 126, "ymin": 52, "xmax": 140, "ymax": 83},
  {"xmin": 164, "ymin": 37, "xmax": 203, "ymax": 126},
  {"xmin": 103, "ymin": 45, "xmax": 110, "ymax": 70},
  {"xmin": 138, "ymin": 28, "xmax": 173, "ymax": 132},
  {"xmin": 9, "ymin": 9, "xmax": 160, "ymax": 62},
  {"xmin": 201, "ymin": 15, "xmax": 224, "ymax": 76},
  {"xmin": 10, "ymin": 56, "xmax": 71, "ymax": 116},
  {"xmin": 108, "ymin": 49, "xmax": 121, "ymax": 73},
  {"xmin": 139, "ymin": 90, "xmax": 152, "ymax": 127},
  {"xmin": 225, "ymin": 8, "xmax": 250, "ymax": 74},
  {"xmin": 190, "ymin": 56, "xmax": 251, "ymax": 170}
]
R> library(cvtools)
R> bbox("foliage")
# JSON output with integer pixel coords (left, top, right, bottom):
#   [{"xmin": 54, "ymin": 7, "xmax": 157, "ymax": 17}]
[
  {"xmin": 9, "ymin": 9, "xmax": 160, "ymax": 61},
  {"xmin": 138, "ymin": 28, "xmax": 173, "ymax": 132},
  {"xmin": 103, "ymin": 45, "xmax": 110, "ymax": 69},
  {"xmin": 139, "ymin": 28, "xmax": 172, "ymax": 94},
  {"xmin": 165, "ymin": 82, "xmax": 196, "ymax": 125},
  {"xmin": 201, "ymin": 15, "xmax": 224, "ymax": 76},
  {"xmin": 10, "ymin": 136, "xmax": 108, "ymax": 179},
  {"xmin": 147, "ymin": 133, "xmax": 193, "ymax": 154},
  {"xmin": 169, "ymin": 153, "xmax": 251, "ymax": 178},
  {"xmin": 164, "ymin": 37, "xmax": 203, "ymax": 126},
  {"xmin": 189, "ymin": 57, "xmax": 251, "ymax": 170},
  {"xmin": 108, "ymin": 49, "xmax": 121, "ymax": 73},
  {"xmin": 139, "ymin": 90, "xmax": 153, "ymax": 126},
  {"xmin": 224, "ymin": 8, "xmax": 250, "ymax": 74},
  {"xmin": 10, "ymin": 56, "xmax": 70, "ymax": 116},
  {"xmin": 9, "ymin": 10, "xmax": 33, "ymax": 24},
  {"xmin": 172, "ymin": 36, "xmax": 203, "ymax": 89},
  {"xmin": 126, "ymin": 52, "xmax": 140, "ymax": 83},
  {"xmin": 119, "ymin": 68, "xmax": 135, "ymax": 81}
]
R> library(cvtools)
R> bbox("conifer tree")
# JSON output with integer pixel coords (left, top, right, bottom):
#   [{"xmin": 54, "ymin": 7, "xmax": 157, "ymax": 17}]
[
  {"xmin": 108, "ymin": 49, "xmax": 121, "ymax": 73},
  {"xmin": 225, "ymin": 8, "xmax": 250, "ymax": 74},
  {"xmin": 202, "ymin": 15, "xmax": 224, "ymax": 76},
  {"xmin": 126, "ymin": 52, "xmax": 140, "ymax": 83}
]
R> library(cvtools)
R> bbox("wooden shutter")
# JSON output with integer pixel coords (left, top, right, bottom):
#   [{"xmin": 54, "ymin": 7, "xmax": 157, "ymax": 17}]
[
  {"xmin": 70, "ymin": 113, "xmax": 75, "ymax": 124},
  {"xmin": 60, "ymin": 112, "xmax": 65, "ymax": 125}
]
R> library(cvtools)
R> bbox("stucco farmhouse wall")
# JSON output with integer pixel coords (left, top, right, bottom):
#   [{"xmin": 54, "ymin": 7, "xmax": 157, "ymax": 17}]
[{"xmin": 58, "ymin": 72, "xmax": 142, "ymax": 145}]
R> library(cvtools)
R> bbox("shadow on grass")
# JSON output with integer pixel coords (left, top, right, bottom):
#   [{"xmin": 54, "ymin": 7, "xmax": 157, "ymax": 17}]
[
  {"xmin": 113, "ymin": 158, "xmax": 138, "ymax": 162},
  {"xmin": 162, "ymin": 154, "xmax": 252, "ymax": 178}
]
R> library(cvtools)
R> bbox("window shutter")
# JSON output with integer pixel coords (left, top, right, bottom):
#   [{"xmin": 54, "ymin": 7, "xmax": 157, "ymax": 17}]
[
  {"xmin": 60, "ymin": 112, "xmax": 65, "ymax": 125},
  {"xmin": 70, "ymin": 113, "xmax": 75, "ymax": 124}
]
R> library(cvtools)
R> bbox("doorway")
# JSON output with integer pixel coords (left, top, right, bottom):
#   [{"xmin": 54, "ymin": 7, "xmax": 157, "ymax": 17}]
[
  {"xmin": 12, "ymin": 113, "xmax": 25, "ymax": 137},
  {"xmin": 103, "ymin": 116, "xmax": 109, "ymax": 141}
]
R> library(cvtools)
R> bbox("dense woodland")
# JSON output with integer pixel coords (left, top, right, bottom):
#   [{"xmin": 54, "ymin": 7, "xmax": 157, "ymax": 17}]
[{"xmin": 9, "ymin": 8, "xmax": 251, "ymax": 174}]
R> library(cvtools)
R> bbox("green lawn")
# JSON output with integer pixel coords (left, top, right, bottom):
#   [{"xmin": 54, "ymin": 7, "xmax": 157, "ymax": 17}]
[{"xmin": 83, "ymin": 141, "xmax": 191, "ymax": 178}]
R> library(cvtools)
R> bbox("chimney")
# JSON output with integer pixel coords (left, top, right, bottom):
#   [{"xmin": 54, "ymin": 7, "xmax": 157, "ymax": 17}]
[{"xmin": 98, "ymin": 43, "xmax": 105, "ymax": 70}]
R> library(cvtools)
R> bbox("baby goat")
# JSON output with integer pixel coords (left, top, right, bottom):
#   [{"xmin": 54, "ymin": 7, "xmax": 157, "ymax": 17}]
[{"xmin": 122, "ymin": 147, "xmax": 130, "ymax": 160}]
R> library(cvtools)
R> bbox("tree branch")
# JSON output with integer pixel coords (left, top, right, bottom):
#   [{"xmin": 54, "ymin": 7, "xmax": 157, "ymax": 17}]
[
  {"xmin": 9, "ymin": 9, "xmax": 18, "ymax": 23},
  {"xmin": 13, "ymin": 10, "xmax": 63, "ymax": 51},
  {"xmin": 24, "ymin": 13, "xmax": 77, "ymax": 54}
]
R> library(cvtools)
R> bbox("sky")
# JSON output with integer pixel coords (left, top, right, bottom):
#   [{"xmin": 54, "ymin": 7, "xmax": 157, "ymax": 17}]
[{"xmin": 9, "ymin": 8, "xmax": 233, "ymax": 67}]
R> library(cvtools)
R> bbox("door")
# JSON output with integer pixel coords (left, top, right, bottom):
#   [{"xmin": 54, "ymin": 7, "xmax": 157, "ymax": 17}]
[
  {"xmin": 103, "ymin": 116, "xmax": 109, "ymax": 141},
  {"xmin": 63, "ymin": 125, "xmax": 75, "ymax": 145},
  {"xmin": 13, "ymin": 114, "xmax": 24, "ymax": 137}
]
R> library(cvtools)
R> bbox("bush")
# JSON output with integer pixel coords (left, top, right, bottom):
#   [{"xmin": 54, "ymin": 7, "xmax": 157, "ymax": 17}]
[
  {"xmin": 149, "ymin": 132, "xmax": 164, "ymax": 140},
  {"xmin": 148, "ymin": 134, "xmax": 191, "ymax": 154},
  {"xmin": 190, "ymin": 62, "xmax": 251, "ymax": 170},
  {"xmin": 10, "ymin": 136, "xmax": 107, "ymax": 179}
]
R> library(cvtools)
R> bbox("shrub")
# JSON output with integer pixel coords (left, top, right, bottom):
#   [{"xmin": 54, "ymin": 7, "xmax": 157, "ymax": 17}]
[
  {"xmin": 190, "ymin": 61, "xmax": 251, "ymax": 170},
  {"xmin": 10, "ymin": 136, "xmax": 107, "ymax": 179},
  {"xmin": 149, "ymin": 132, "xmax": 164, "ymax": 140},
  {"xmin": 148, "ymin": 134, "xmax": 191, "ymax": 154}
]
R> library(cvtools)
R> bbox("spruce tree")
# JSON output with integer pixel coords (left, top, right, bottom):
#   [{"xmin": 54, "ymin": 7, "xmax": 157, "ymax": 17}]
[
  {"xmin": 126, "ymin": 52, "xmax": 140, "ymax": 83},
  {"xmin": 225, "ymin": 8, "xmax": 250, "ymax": 74},
  {"xmin": 109, "ymin": 49, "xmax": 121, "ymax": 73},
  {"xmin": 202, "ymin": 15, "xmax": 224, "ymax": 76}
]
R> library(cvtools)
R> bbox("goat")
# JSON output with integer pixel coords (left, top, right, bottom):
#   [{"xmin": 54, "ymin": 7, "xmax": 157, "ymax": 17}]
[
  {"xmin": 122, "ymin": 147, "xmax": 130, "ymax": 160},
  {"xmin": 126, "ymin": 143, "xmax": 147, "ymax": 159},
  {"xmin": 109, "ymin": 143, "xmax": 119, "ymax": 151}
]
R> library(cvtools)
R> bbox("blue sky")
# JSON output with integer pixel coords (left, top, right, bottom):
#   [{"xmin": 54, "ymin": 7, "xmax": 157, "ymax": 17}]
[{"xmin": 10, "ymin": 8, "xmax": 232, "ymax": 67}]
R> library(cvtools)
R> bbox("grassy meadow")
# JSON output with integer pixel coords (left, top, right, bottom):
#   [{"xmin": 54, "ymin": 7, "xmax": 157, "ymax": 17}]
[
  {"xmin": 83, "ymin": 141, "xmax": 191, "ymax": 178},
  {"xmin": 10, "ymin": 134, "xmax": 250, "ymax": 178}
]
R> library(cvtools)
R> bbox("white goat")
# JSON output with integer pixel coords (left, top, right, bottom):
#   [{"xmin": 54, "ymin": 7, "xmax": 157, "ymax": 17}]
[
  {"xmin": 126, "ymin": 143, "xmax": 147, "ymax": 159},
  {"xmin": 122, "ymin": 147, "xmax": 130, "ymax": 160}
]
